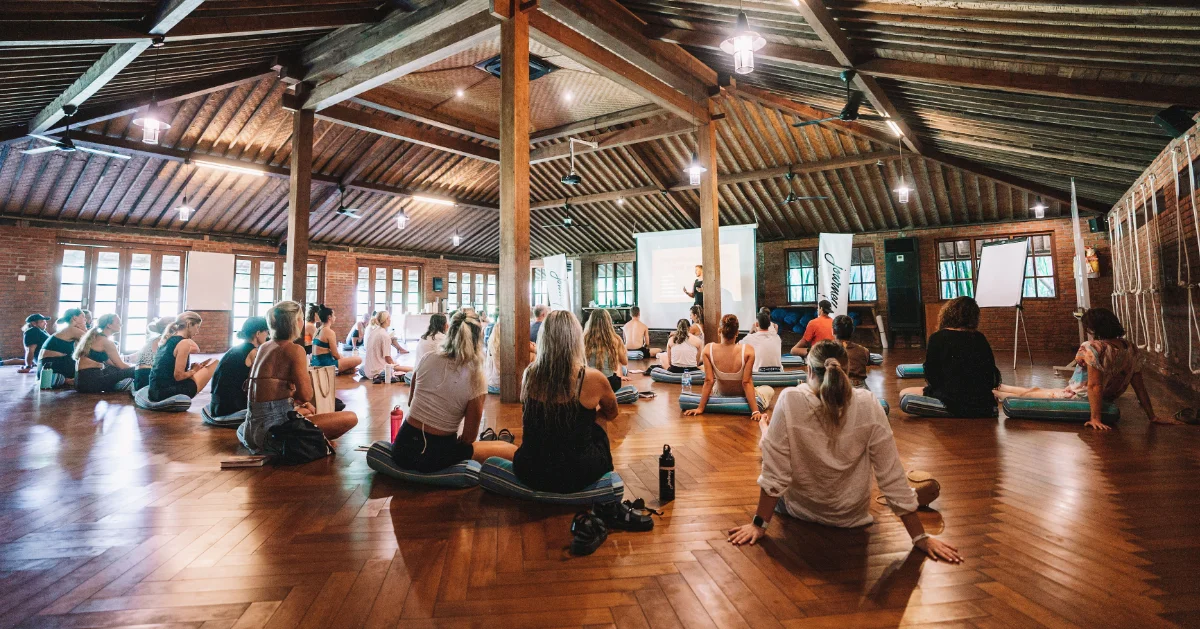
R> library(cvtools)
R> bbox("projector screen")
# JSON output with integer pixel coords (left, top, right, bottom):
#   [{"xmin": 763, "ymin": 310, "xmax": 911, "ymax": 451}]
[{"xmin": 634, "ymin": 224, "xmax": 758, "ymax": 330}]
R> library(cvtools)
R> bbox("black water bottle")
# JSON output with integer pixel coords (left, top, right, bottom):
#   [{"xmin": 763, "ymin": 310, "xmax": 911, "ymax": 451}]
[{"xmin": 659, "ymin": 445, "xmax": 675, "ymax": 504}]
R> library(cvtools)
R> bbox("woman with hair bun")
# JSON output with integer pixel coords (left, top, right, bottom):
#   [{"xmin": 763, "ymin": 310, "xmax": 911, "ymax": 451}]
[
  {"xmin": 899, "ymin": 296, "xmax": 999, "ymax": 418},
  {"xmin": 37, "ymin": 308, "xmax": 89, "ymax": 387},
  {"xmin": 683, "ymin": 314, "xmax": 774, "ymax": 420},
  {"xmin": 727, "ymin": 340, "xmax": 963, "ymax": 564},
  {"xmin": 310, "ymin": 305, "xmax": 362, "ymax": 375},
  {"xmin": 148, "ymin": 311, "xmax": 216, "ymax": 402},
  {"xmin": 73, "ymin": 313, "xmax": 136, "ymax": 393}
]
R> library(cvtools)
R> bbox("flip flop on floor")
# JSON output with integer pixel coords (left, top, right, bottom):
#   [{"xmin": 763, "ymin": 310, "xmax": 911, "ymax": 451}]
[
  {"xmin": 479, "ymin": 428, "xmax": 498, "ymax": 441},
  {"xmin": 497, "ymin": 428, "xmax": 515, "ymax": 443}
]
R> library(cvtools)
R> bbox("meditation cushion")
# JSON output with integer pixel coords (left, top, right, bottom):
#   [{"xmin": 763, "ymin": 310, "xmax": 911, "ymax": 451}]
[
  {"xmin": 649, "ymin": 367, "xmax": 705, "ymax": 385},
  {"xmin": 771, "ymin": 307, "xmax": 788, "ymax": 323},
  {"xmin": 201, "ymin": 407, "xmax": 246, "ymax": 429},
  {"xmin": 752, "ymin": 370, "xmax": 806, "ymax": 387},
  {"xmin": 487, "ymin": 385, "xmax": 500, "ymax": 395},
  {"xmin": 895, "ymin": 364, "xmax": 925, "ymax": 379},
  {"xmin": 615, "ymin": 385, "xmax": 639, "ymax": 404},
  {"xmin": 366, "ymin": 441, "xmax": 482, "ymax": 488},
  {"xmin": 791, "ymin": 324, "xmax": 805, "ymax": 333},
  {"xmin": 869, "ymin": 353, "xmax": 883, "ymax": 366},
  {"xmin": 133, "ymin": 386, "xmax": 192, "ymax": 412},
  {"xmin": 479, "ymin": 457, "xmax": 624, "ymax": 505},
  {"xmin": 879, "ymin": 399, "xmax": 890, "ymax": 416},
  {"xmin": 1001, "ymin": 397, "xmax": 1120, "ymax": 425},
  {"xmin": 781, "ymin": 354, "xmax": 806, "ymax": 367},
  {"xmin": 782, "ymin": 311, "xmax": 799, "ymax": 326},
  {"xmin": 899, "ymin": 394, "xmax": 998, "ymax": 418},
  {"xmin": 678, "ymin": 392, "xmax": 766, "ymax": 415},
  {"xmin": 627, "ymin": 350, "xmax": 645, "ymax": 360}
]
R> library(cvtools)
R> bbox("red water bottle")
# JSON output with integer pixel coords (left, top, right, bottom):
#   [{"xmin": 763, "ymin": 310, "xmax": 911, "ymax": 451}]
[{"xmin": 390, "ymin": 406, "xmax": 405, "ymax": 441}]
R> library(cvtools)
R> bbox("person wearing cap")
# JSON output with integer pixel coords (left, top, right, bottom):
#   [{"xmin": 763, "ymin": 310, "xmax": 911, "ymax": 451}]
[
  {"xmin": 790, "ymin": 300, "xmax": 836, "ymax": 358},
  {"xmin": 18, "ymin": 314, "xmax": 51, "ymax": 373},
  {"xmin": 73, "ymin": 313, "xmax": 136, "ymax": 393},
  {"xmin": 207, "ymin": 317, "xmax": 269, "ymax": 420},
  {"xmin": 37, "ymin": 308, "xmax": 90, "ymax": 388}
]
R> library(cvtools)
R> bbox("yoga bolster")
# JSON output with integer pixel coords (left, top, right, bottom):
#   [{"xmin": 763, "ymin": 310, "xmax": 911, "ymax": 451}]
[
  {"xmin": 899, "ymin": 394, "xmax": 998, "ymax": 418},
  {"xmin": 478, "ymin": 457, "xmax": 624, "ymax": 505},
  {"xmin": 781, "ymin": 354, "xmax": 806, "ymax": 367},
  {"xmin": 869, "ymin": 353, "xmax": 883, "ymax": 366},
  {"xmin": 678, "ymin": 392, "xmax": 766, "ymax": 415},
  {"xmin": 752, "ymin": 370, "xmax": 806, "ymax": 387},
  {"xmin": 1001, "ymin": 397, "xmax": 1120, "ymax": 425},
  {"xmin": 895, "ymin": 364, "xmax": 925, "ymax": 379},
  {"xmin": 879, "ymin": 399, "xmax": 890, "ymax": 416},
  {"xmin": 201, "ymin": 407, "xmax": 247, "ymax": 428},
  {"xmin": 366, "ymin": 441, "xmax": 482, "ymax": 488},
  {"xmin": 133, "ymin": 386, "xmax": 192, "ymax": 412},
  {"xmin": 487, "ymin": 385, "xmax": 500, "ymax": 395},
  {"xmin": 615, "ymin": 385, "xmax": 638, "ymax": 404},
  {"xmin": 627, "ymin": 350, "xmax": 645, "ymax": 360},
  {"xmin": 649, "ymin": 367, "xmax": 705, "ymax": 385}
]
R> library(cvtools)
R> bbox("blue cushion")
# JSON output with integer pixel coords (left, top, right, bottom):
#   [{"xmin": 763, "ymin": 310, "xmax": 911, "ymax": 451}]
[
  {"xmin": 479, "ymin": 457, "xmax": 623, "ymax": 505},
  {"xmin": 781, "ymin": 354, "xmax": 806, "ymax": 367},
  {"xmin": 201, "ymin": 407, "xmax": 246, "ymax": 428},
  {"xmin": 366, "ymin": 441, "xmax": 481, "ymax": 488},
  {"xmin": 752, "ymin": 370, "xmax": 806, "ymax": 387},
  {"xmin": 650, "ymin": 367, "xmax": 705, "ymax": 385},
  {"xmin": 678, "ymin": 392, "xmax": 766, "ymax": 415},
  {"xmin": 1002, "ymin": 398, "xmax": 1120, "ymax": 425},
  {"xmin": 782, "ymin": 312, "xmax": 799, "ymax": 325},
  {"xmin": 771, "ymin": 307, "xmax": 787, "ymax": 323},
  {"xmin": 133, "ymin": 386, "xmax": 192, "ymax": 412},
  {"xmin": 896, "ymin": 364, "xmax": 925, "ymax": 379},
  {"xmin": 879, "ymin": 399, "xmax": 890, "ymax": 416},
  {"xmin": 900, "ymin": 394, "xmax": 997, "ymax": 418},
  {"xmin": 615, "ymin": 385, "xmax": 639, "ymax": 404},
  {"xmin": 627, "ymin": 350, "xmax": 645, "ymax": 360},
  {"xmin": 487, "ymin": 385, "xmax": 500, "ymax": 395},
  {"xmin": 869, "ymin": 353, "xmax": 883, "ymax": 366}
]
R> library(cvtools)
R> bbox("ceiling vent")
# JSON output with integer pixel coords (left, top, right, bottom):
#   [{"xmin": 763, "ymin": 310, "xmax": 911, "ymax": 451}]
[{"xmin": 474, "ymin": 54, "xmax": 559, "ymax": 81}]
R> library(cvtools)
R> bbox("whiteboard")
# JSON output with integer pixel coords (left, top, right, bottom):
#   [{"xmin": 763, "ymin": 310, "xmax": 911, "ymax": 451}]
[
  {"xmin": 184, "ymin": 251, "xmax": 235, "ymax": 310},
  {"xmin": 974, "ymin": 239, "xmax": 1029, "ymax": 308}
]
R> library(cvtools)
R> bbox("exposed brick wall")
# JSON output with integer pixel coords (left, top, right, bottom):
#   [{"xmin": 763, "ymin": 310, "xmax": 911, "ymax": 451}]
[
  {"xmin": 0, "ymin": 227, "xmax": 58, "ymax": 357},
  {"xmin": 1108, "ymin": 138, "xmax": 1200, "ymax": 399}
]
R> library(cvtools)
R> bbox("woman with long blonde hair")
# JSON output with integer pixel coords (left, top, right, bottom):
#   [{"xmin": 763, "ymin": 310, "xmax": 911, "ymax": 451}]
[
  {"xmin": 582, "ymin": 308, "xmax": 628, "ymax": 392},
  {"xmin": 73, "ymin": 313, "xmax": 135, "ymax": 393},
  {"xmin": 657, "ymin": 318, "xmax": 701, "ymax": 372},
  {"xmin": 148, "ymin": 311, "xmax": 217, "ymax": 401},
  {"xmin": 391, "ymin": 309, "xmax": 516, "ymax": 471},
  {"xmin": 727, "ymin": 340, "xmax": 962, "ymax": 564},
  {"xmin": 360, "ymin": 310, "xmax": 409, "ymax": 383},
  {"xmin": 484, "ymin": 319, "xmax": 536, "ymax": 394}
]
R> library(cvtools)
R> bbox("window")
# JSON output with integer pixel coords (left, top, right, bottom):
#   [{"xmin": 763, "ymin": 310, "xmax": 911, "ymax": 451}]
[
  {"xmin": 409, "ymin": 269, "xmax": 421, "ymax": 314},
  {"xmin": 939, "ymin": 233, "xmax": 1058, "ymax": 300},
  {"xmin": 938, "ymin": 239, "xmax": 975, "ymax": 300},
  {"xmin": 448, "ymin": 272, "xmax": 459, "ymax": 311},
  {"xmin": 848, "ymin": 246, "xmax": 877, "ymax": 302},
  {"xmin": 473, "ymin": 274, "xmax": 485, "ymax": 313},
  {"xmin": 531, "ymin": 268, "xmax": 548, "ymax": 306},
  {"xmin": 356, "ymin": 263, "xmax": 421, "ymax": 321},
  {"xmin": 786, "ymin": 249, "xmax": 817, "ymax": 304},
  {"xmin": 460, "ymin": 272, "xmax": 472, "ymax": 312},
  {"xmin": 57, "ymin": 248, "xmax": 87, "ymax": 320},
  {"xmin": 233, "ymin": 256, "xmax": 283, "ymax": 345},
  {"xmin": 595, "ymin": 262, "xmax": 634, "ymax": 306},
  {"xmin": 306, "ymin": 262, "xmax": 321, "ymax": 305},
  {"xmin": 486, "ymin": 273, "xmax": 497, "ymax": 319}
]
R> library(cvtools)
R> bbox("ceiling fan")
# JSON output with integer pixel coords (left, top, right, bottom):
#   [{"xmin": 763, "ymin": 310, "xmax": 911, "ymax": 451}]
[
  {"xmin": 335, "ymin": 184, "xmax": 361, "ymax": 219},
  {"xmin": 540, "ymin": 201, "xmax": 591, "ymax": 228},
  {"xmin": 560, "ymin": 137, "xmax": 597, "ymax": 186},
  {"xmin": 792, "ymin": 70, "xmax": 888, "ymax": 128},
  {"xmin": 22, "ymin": 105, "xmax": 131, "ymax": 160},
  {"xmin": 780, "ymin": 192, "xmax": 829, "ymax": 205}
]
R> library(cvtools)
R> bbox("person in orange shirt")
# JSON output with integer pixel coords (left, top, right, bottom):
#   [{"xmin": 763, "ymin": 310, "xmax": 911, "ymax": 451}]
[{"xmin": 790, "ymin": 300, "xmax": 835, "ymax": 357}]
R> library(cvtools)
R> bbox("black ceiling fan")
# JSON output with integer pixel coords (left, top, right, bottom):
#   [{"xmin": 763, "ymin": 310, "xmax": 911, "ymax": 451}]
[
  {"xmin": 22, "ymin": 105, "xmax": 131, "ymax": 160},
  {"xmin": 780, "ymin": 192, "xmax": 829, "ymax": 205},
  {"xmin": 335, "ymin": 184, "xmax": 361, "ymax": 219},
  {"xmin": 540, "ymin": 201, "xmax": 591, "ymax": 228},
  {"xmin": 792, "ymin": 70, "xmax": 888, "ymax": 128}
]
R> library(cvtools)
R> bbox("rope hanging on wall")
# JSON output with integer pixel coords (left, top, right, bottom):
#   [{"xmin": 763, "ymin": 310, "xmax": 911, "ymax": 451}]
[
  {"xmin": 1138, "ymin": 179, "xmax": 1167, "ymax": 354},
  {"xmin": 1125, "ymin": 194, "xmax": 1150, "ymax": 349},
  {"xmin": 1108, "ymin": 203, "xmax": 1125, "ymax": 329},
  {"xmin": 1180, "ymin": 137, "xmax": 1200, "ymax": 374}
]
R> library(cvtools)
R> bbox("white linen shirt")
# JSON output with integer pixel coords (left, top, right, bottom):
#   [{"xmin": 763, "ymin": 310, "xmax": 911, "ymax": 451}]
[{"xmin": 739, "ymin": 331, "xmax": 783, "ymax": 372}]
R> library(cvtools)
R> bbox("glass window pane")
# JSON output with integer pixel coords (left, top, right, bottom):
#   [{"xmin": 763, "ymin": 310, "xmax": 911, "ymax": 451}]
[
  {"xmin": 59, "ymin": 284, "xmax": 84, "ymax": 302},
  {"xmin": 61, "ymin": 266, "xmax": 85, "ymax": 284},
  {"xmin": 162, "ymin": 255, "xmax": 180, "ymax": 271},
  {"xmin": 62, "ymin": 249, "xmax": 85, "ymax": 267},
  {"xmin": 1023, "ymin": 279, "xmax": 1035, "ymax": 298},
  {"xmin": 1037, "ymin": 278, "xmax": 1055, "ymax": 297}
]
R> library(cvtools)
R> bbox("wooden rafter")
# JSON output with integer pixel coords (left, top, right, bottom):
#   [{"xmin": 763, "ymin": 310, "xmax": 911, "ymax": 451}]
[
  {"xmin": 529, "ymin": 117, "xmax": 692, "ymax": 164},
  {"xmin": 351, "ymin": 95, "xmax": 498, "ymax": 144},
  {"xmin": 532, "ymin": 104, "xmax": 663, "ymax": 143},
  {"xmin": 304, "ymin": 101, "xmax": 500, "ymax": 163},
  {"xmin": 626, "ymin": 142, "xmax": 698, "ymax": 225},
  {"xmin": 2, "ymin": 11, "xmax": 380, "ymax": 46}
]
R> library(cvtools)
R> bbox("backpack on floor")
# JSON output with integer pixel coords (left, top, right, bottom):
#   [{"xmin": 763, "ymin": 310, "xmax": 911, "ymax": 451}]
[{"xmin": 265, "ymin": 411, "xmax": 333, "ymax": 465}]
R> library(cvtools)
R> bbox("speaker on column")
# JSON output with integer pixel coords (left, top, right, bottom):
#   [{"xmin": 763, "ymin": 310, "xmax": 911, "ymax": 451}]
[
  {"xmin": 884, "ymin": 237, "xmax": 922, "ymax": 332},
  {"xmin": 1153, "ymin": 105, "xmax": 1199, "ymax": 138}
]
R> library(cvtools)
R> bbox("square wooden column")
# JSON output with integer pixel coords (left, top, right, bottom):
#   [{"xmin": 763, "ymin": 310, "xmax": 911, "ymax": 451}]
[
  {"xmin": 286, "ymin": 85, "xmax": 314, "ymax": 306},
  {"xmin": 696, "ymin": 117, "xmax": 721, "ymax": 342},
  {"xmin": 496, "ymin": 0, "xmax": 532, "ymax": 403}
]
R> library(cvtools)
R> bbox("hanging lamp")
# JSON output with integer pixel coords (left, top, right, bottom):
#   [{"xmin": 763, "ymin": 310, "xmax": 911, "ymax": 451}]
[
  {"xmin": 1032, "ymin": 198, "xmax": 1047, "ymax": 219},
  {"xmin": 892, "ymin": 140, "xmax": 910, "ymax": 204},
  {"xmin": 451, "ymin": 231, "xmax": 462, "ymax": 247},
  {"xmin": 396, "ymin": 208, "xmax": 409, "ymax": 230},
  {"xmin": 684, "ymin": 151, "xmax": 707, "ymax": 186},
  {"xmin": 720, "ymin": 11, "xmax": 766, "ymax": 75},
  {"xmin": 174, "ymin": 162, "xmax": 194, "ymax": 221},
  {"xmin": 132, "ymin": 37, "xmax": 170, "ymax": 144}
]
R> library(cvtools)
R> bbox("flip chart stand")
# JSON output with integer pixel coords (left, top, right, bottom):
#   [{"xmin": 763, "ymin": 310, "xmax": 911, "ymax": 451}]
[{"xmin": 1012, "ymin": 303, "xmax": 1034, "ymax": 371}]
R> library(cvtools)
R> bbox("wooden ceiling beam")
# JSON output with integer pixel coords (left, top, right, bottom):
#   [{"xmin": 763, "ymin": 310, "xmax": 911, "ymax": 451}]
[
  {"xmin": 529, "ymin": 10, "xmax": 708, "ymax": 124},
  {"xmin": 148, "ymin": 0, "xmax": 205, "ymax": 35},
  {"xmin": 304, "ymin": 101, "xmax": 500, "ymax": 163},
  {"xmin": 529, "ymin": 117, "xmax": 693, "ymax": 164},
  {"xmin": 731, "ymin": 83, "xmax": 895, "ymax": 146},
  {"xmin": 530, "ymin": 186, "xmax": 659, "ymax": 211},
  {"xmin": 532, "ymin": 104, "xmax": 663, "ymax": 143},
  {"xmin": 302, "ymin": 10, "xmax": 498, "ymax": 111},
  {"xmin": 626, "ymin": 142, "xmax": 700, "ymax": 225},
  {"xmin": 1, "ymin": 11, "xmax": 380, "ymax": 46},
  {"xmin": 350, "ymin": 94, "xmax": 499, "ymax": 144}
]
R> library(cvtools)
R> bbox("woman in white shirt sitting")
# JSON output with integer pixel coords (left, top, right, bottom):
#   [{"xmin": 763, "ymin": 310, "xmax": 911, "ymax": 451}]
[
  {"xmin": 413, "ymin": 313, "xmax": 448, "ymax": 369},
  {"xmin": 726, "ymin": 340, "xmax": 962, "ymax": 563},
  {"xmin": 391, "ymin": 310, "xmax": 516, "ymax": 472},
  {"xmin": 657, "ymin": 319, "xmax": 701, "ymax": 373},
  {"xmin": 740, "ymin": 309, "xmax": 783, "ymax": 372},
  {"xmin": 359, "ymin": 311, "xmax": 409, "ymax": 383}
]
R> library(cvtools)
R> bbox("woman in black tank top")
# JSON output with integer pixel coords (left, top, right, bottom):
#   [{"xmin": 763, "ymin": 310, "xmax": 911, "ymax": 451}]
[{"xmin": 149, "ymin": 312, "xmax": 217, "ymax": 401}]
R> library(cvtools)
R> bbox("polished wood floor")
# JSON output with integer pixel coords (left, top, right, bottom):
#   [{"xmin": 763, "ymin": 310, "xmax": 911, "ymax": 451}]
[{"xmin": 1, "ymin": 348, "xmax": 1198, "ymax": 629}]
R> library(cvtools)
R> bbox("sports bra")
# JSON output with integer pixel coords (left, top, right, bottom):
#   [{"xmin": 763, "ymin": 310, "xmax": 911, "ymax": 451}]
[
  {"xmin": 313, "ymin": 337, "xmax": 330, "ymax": 349},
  {"xmin": 44, "ymin": 335, "xmax": 75, "ymax": 355},
  {"xmin": 706, "ymin": 344, "xmax": 748, "ymax": 396},
  {"xmin": 88, "ymin": 348, "xmax": 109, "ymax": 363}
]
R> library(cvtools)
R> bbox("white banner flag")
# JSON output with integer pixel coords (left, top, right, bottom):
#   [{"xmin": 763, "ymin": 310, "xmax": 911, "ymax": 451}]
[
  {"xmin": 542, "ymin": 254, "xmax": 572, "ymax": 312},
  {"xmin": 818, "ymin": 233, "xmax": 854, "ymax": 316}
]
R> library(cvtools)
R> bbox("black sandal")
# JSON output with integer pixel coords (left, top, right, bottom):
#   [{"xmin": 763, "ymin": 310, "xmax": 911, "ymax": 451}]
[
  {"xmin": 496, "ymin": 428, "xmax": 515, "ymax": 443},
  {"xmin": 624, "ymin": 497, "xmax": 664, "ymax": 516},
  {"xmin": 570, "ymin": 511, "xmax": 608, "ymax": 556},
  {"xmin": 479, "ymin": 428, "xmax": 498, "ymax": 441},
  {"xmin": 594, "ymin": 500, "xmax": 655, "ymax": 532}
]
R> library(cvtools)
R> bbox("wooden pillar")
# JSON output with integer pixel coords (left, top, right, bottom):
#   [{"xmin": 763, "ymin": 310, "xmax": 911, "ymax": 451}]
[
  {"xmin": 496, "ymin": 0, "xmax": 532, "ymax": 403},
  {"xmin": 696, "ymin": 117, "xmax": 721, "ymax": 342},
  {"xmin": 286, "ymin": 84, "xmax": 313, "ymax": 306}
]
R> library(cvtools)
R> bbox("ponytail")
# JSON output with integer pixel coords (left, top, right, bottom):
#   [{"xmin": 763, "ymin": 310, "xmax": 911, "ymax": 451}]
[
  {"xmin": 690, "ymin": 304, "xmax": 704, "ymax": 325},
  {"xmin": 73, "ymin": 313, "xmax": 118, "ymax": 361},
  {"xmin": 167, "ymin": 311, "xmax": 203, "ymax": 337},
  {"xmin": 671, "ymin": 318, "xmax": 690, "ymax": 345},
  {"xmin": 808, "ymin": 340, "xmax": 852, "ymax": 425}
]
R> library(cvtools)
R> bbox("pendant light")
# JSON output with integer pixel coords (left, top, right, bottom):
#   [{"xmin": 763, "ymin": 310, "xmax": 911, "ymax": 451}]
[
  {"xmin": 175, "ymin": 164, "xmax": 194, "ymax": 222},
  {"xmin": 685, "ymin": 151, "xmax": 707, "ymax": 186},
  {"xmin": 1032, "ymin": 198, "xmax": 1047, "ymax": 219},
  {"xmin": 451, "ymin": 231, "xmax": 462, "ymax": 247},
  {"xmin": 133, "ymin": 37, "xmax": 170, "ymax": 145},
  {"xmin": 892, "ymin": 140, "xmax": 910, "ymax": 204},
  {"xmin": 720, "ymin": 10, "xmax": 765, "ymax": 75},
  {"xmin": 396, "ymin": 207, "xmax": 409, "ymax": 230}
]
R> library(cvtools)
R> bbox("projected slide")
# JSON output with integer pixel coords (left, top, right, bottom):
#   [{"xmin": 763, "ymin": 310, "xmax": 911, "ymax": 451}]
[{"xmin": 635, "ymin": 224, "xmax": 758, "ymax": 330}]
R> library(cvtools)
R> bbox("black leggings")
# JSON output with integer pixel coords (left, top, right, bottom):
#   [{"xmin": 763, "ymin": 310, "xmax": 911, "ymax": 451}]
[
  {"xmin": 40, "ymin": 354, "xmax": 76, "ymax": 379},
  {"xmin": 666, "ymin": 365, "xmax": 697, "ymax": 374},
  {"xmin": 76, "ymin": 366, "xmax": 136, "ymax": 393},
  {"xmin": 134, "ymin": 367, "xmax": 151, "ymax": 390}
]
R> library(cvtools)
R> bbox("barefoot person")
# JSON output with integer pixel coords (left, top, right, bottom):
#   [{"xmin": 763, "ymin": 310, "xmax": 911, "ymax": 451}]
[
  {"xmin": 240, "ymin": 301, "xmax": 358, "ymax": 453},
  {"xmin": 899, "ymin": 297, "xmax": 1000, "ymax": 418},
  {"xmin": 73, "ymin": 314, "xmax": 135, "ymax": 393},
  {"xmin": 207, "ymin": 317, "xmax": 269, "ymax": 419},
  {"xmin": 311, "ymin": 305, "xmax": 362, "ymax": 375},
  {"xmin": 38, "ymin": 308, "xmax": 89, "ymax": 387},
  {"xmin": 149, "ymin": 311, "xmax": 217, "ymax": 401},
  {"xmin": 684, "ymin": 314, "xmax": 775, "ymax": 421},
  {"xmin": 622, "ymin": 306, "xmax": 650, "ymax": 355},
  {"xmin": 727, "ymin": 340, "xmax": 963, "ymax": 564},
  {"xmin": 790, "ymin": 300, "xmax": 835, "ymax": 358}
]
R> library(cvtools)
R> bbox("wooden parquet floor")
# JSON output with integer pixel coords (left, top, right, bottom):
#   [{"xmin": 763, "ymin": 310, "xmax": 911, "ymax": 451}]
[{"xmin": 1, "ymin": 349, "xmax": 1199, "ymax": 629}]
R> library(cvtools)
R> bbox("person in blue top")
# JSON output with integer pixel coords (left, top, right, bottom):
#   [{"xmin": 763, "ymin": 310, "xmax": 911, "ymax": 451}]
[
  {"xmin": 310, "ymin": 305, "xmax": 362, "ymax": 375},
  {"xmin": 149, "ymin": 311, "xmax": 217, "ymax": 401},
  {"xmin": 73, "ymin": 313, "xmax": 136, "ymax": 393}
]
